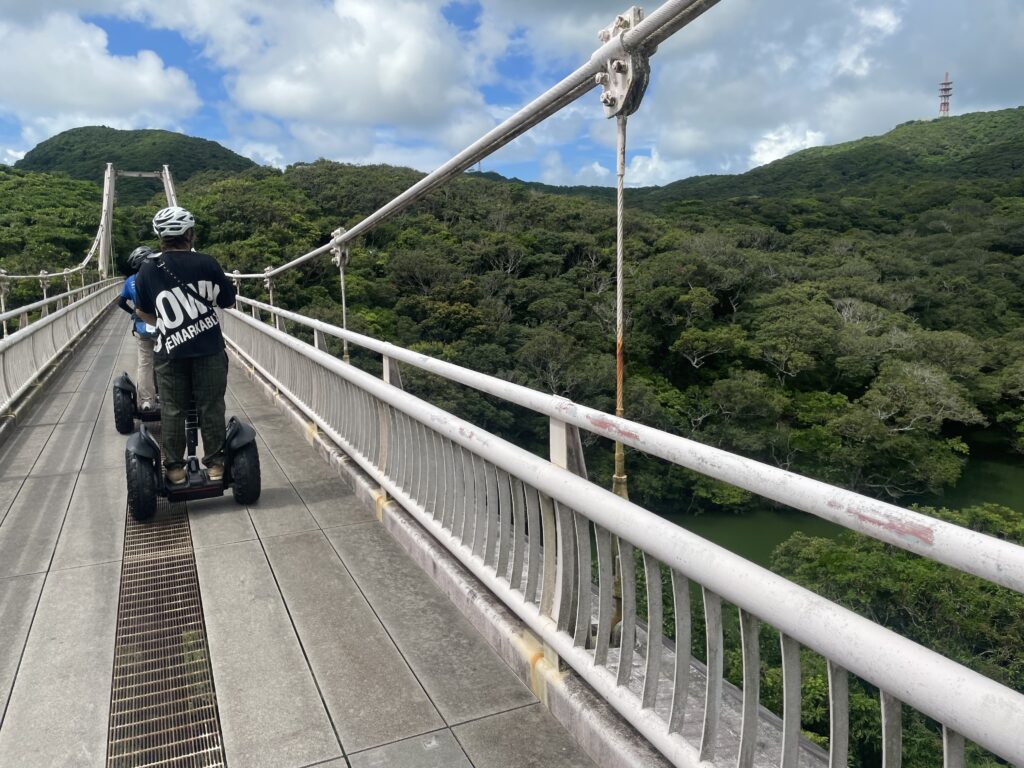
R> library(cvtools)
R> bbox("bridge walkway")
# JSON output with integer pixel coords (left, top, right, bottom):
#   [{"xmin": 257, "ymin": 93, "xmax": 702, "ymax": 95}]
[{"xmin": 0, "ymin": 310, "xmax": 596, "ymax": 768}]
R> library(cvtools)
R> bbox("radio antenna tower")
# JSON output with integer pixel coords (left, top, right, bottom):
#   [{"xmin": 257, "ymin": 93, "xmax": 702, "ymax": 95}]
[{"xmin": 939, "ymin": 72, "xmax": 953, "ymax": 117}]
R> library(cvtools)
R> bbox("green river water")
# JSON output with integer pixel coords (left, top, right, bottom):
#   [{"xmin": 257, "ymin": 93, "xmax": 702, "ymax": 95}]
[{"xmin": 660, "ymin": 436, "xmax": 1024, "ymax": 569}]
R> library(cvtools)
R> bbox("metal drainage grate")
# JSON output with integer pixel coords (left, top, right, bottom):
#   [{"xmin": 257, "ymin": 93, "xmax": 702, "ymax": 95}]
[{"xmin": 107, "ymin": 487, "xmax": 227, "ymax": 767}]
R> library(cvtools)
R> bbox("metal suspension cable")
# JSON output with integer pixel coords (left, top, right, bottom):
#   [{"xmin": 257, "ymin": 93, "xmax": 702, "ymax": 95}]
[
  {"xmin": 3, "ymin": 162, "xmax": 176, "ymax": 283},
  {"xmin": 623, "ymin": 0, "xmax": 721, "ymax": 50},
  {"xmin": 611, "ymin": 114, "xmax": 629, "ymax": 498},
  {"xmin": 232, "ymin": 0, "xmax": 721, "ymax": 280},
  {"xmin": 0, "ymin": 226, "xmax": 102, "ymax": 281}
]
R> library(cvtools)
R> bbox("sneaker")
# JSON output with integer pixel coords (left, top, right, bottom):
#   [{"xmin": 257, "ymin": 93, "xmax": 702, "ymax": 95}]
[
  {"xmin": 166, "ymin": 467, "xmax": 187, "ymax": 485},
  {"xmin": 207, "ymin": 464, "xmax": 224, "ymax": 482}
]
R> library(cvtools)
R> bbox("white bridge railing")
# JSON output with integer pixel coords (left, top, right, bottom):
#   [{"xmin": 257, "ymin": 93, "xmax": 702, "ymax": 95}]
[
  {"xmin": 0, "ymin": 279, "xmax": 120, "ymax": 415},
  {"xmin": 223, "ymin": 298, "xmax": 1024, "ymax": 768}
]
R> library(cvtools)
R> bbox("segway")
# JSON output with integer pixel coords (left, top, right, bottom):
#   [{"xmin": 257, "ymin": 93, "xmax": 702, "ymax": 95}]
[
  {"xmin": 112, "ymin": 372, "xmax": 161, "ymax": 434},
  {"xmin": 124, "ymin": 400, "xmax": 261, "ymax": 521}
]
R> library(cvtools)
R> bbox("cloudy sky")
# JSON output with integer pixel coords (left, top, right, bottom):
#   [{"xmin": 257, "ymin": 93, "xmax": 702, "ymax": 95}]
[{"xmin": 0, "ymin": 0, "xmax": 1021, "ymax": 186}]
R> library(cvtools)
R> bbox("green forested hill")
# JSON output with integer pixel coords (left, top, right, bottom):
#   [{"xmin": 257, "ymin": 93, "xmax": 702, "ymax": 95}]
[
  {"xmin": 632, "ymin": 107, "xmax": 1024, "ymax": 229},
  {"xmin": 14, "ymin": 126, "xmax": 256, "ymax": 204},
  {"xmin": 522, "ymin": 107, "xmax": 1024, "ymax": 228}
]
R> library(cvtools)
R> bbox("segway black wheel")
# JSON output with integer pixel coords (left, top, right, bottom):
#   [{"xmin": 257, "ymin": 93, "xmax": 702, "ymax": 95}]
[
  {"xmin": 113, "ymin": 387, "xmax": 135, "ymax": 435},
  {"xmin": 231, "ymin": 442, "xmax": 261, "ymax": 505},
  {"xmin": 126, "ymin": 451, "xmax": 158, "ymax": 521}
]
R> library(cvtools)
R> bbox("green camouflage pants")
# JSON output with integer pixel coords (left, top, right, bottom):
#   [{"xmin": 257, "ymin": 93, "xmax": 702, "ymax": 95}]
[{"xmin": 154, "ymin": 351, "xmax": 229, "ymax": 470}]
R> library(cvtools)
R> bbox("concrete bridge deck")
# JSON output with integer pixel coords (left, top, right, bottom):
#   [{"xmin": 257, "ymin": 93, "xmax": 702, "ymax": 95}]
[{"xmin": 0, "ymin": 310, "xmax": 598, "ymax": 768}]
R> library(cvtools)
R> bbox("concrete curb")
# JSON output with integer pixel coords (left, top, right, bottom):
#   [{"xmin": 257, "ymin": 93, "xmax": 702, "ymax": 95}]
[{"xmin": 228, "ymin": 349, "xmax": 674, "ymax": 768}]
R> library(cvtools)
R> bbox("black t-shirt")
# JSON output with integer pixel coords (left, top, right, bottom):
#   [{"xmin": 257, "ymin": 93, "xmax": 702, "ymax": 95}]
[{"xmin": 135, "ymin": 251, "xmax": 237, "ymax": 358}]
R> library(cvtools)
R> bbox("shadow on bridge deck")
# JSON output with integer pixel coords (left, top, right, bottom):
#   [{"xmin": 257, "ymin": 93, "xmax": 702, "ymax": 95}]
[{"xmin": 0, "ymin": 310, "xmax": 597, "ymax": 768}]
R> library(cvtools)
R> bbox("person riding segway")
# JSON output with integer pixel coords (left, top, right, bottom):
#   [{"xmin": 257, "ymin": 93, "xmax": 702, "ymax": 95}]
[
  {"xmin": 113, "ymin": 245, "xmax": 161, "ymax": 433},
  {"xmin": 124, "ymin": 205, "xmax": 260, "ymax": 520}
]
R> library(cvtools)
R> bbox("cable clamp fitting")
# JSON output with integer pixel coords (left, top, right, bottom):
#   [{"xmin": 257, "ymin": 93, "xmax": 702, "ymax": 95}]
[
  {"xmin": 596, "ymin": 7, "xmax": 653, "ymax": 118},
  {"xmin": 331, "ymin": 227, "xmax": 351, "ymax": 269}
]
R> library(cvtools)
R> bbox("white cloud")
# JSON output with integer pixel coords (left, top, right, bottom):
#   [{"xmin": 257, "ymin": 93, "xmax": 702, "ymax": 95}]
[
  {"xmin": 539, "ymin": 151, "xmax": 611, "ymax": 186},
  {"xmin": 287, "ymin": 122, "xmax": 376, "ymax": 161},
  {"xmin": 1, "ymin": 0, "xmax": 1023, "ymax": 187},
  {"xmin": 819, "ymin": 88, "xmax": 929, "ymax": 142},
  {"xmin": 576, "ymin": 161, "xmax": 611, "ymax": 185},
  {"xmin": 749, "ymin": 125, "xmax": 826, "ymax": 167},
  {"xmin": 238, "ymin": 141, "xmax": 286, "ymax": 168},
  {"xmin": 0, "ymin": 13, "xmax": 199, "ymax": 147},
  {"xmin": 858, "ymin": 7, "xmax": 901, "ymax": 35},
  {"xmin": 625, "ymin": 148, "xmax": 698, "ymax": 187},
  {"xmin": 2, "ymin": 147, "xmax": 25, "ymax": 165},
  {"xmin": 660, "ymin": 126, "xmax": 714, "ymax": 155},
  {"xmin": 355, "ymin": 142, "xmax": 451, "ymax": 172},
  {"xmin": 107, "ymin": 0, "xmax": 498, "ymax": 134},
  {"xmin": 538, "ymin": 146, "xmax": 692, "ymax": 188},
  {"xmin": 539, "ymin": 150, "xmax": 568, "ymax": 184},
  {"xmin": 835, "ymin": 4, "xmax": 903, "ymax": 77},
  {"xmin": 440, "ymin": 109, "xmax": 500, "ymax": 153}
]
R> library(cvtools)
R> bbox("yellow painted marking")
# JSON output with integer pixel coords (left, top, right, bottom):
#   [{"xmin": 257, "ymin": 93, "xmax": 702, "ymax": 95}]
[
  {"xmin": 374, "ymin": 491, "xmax": 388, "ymax": 522},
  {"xmin": 511, "ymin": 631, "xmax": 565, "ymax": 707}
]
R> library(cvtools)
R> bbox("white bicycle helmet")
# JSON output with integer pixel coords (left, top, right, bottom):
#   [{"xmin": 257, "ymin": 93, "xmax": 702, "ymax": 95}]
[{"xmin": 152, "ymin": 206, "xmax": 196, "ymax": 237}]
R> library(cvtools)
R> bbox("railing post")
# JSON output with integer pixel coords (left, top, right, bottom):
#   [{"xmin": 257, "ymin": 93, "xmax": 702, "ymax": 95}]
[
  {"xmin": 543, "ymin": 416, "xmax": 570, "ymax": 669},
  {"xmin": 549, "ymin": 417, "xmax": 568, "ymax": 614},
  {"xmin": 331, "ymin": 228, "xmax": 351, "ymax": 364},
  {"xmin": 263, "ymin": 267, "xmax": 282, "ymax": 331},
  {"xmin": 378, "ymin": 354, "xmax": 395, "ymax": 503},
  {"xmin": 382, "ymin": 355, "xmax": 402, "ymax": 388},
  {"xmin": 38, "ymin": 271, "xmax": 49, "ymax": 317},
  {"xmin": 0, "ymin": 269, "xmax": 8, "ymax": 338},
  {"xmin": 63, "ymin": 269, "xmax": 71, "ymax": 296}
]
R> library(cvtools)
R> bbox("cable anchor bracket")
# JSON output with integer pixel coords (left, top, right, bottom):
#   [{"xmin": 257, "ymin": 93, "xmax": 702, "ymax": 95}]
[
  {"xmin": 330, "ymin": 227, "xmax": 351, "ymax": 269},
  {"xmin": 596, "ymin": 7, "xmax": 653, "ymax": 118}
]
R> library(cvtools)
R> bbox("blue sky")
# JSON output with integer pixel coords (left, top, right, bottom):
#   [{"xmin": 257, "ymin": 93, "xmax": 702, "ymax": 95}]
[{"xmin": 0, "ymin": 0, "xmax": 1022, "ymax": 186}]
